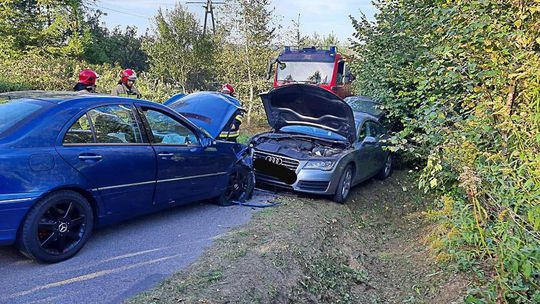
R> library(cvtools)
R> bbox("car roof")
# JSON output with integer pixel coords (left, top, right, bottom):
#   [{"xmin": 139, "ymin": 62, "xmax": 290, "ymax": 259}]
[
  {"xmin": 345, "ymin": 95, "xmax": 376, "ymax": 102},
  {"xmin": 0, "ymin": 90, "xmax": 157, "ymax": 107},
  {"xmin": 0, "ymin": 91, "xmax": 97, "ymax": 103}
]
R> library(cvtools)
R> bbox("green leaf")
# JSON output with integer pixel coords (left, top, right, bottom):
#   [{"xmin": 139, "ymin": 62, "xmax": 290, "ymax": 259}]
[{"xmin": 523, "ymin": 261, "xmax": 532, "ymax": 279}]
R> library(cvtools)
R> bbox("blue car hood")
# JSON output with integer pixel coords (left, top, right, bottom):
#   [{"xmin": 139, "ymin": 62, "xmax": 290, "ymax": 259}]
[
  {"xmin": 260, "ymin": 84, "xmax": 356, "ymax": 143},
  {"xmin": 165, "ymin": 92, "xmax": 244, "ymax": 139}
]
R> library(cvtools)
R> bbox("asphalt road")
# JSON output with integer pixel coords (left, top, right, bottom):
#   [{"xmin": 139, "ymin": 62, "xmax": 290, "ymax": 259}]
[{"xmin": 0, "ymin": 191, "xmax": 275, "ymax": 304}]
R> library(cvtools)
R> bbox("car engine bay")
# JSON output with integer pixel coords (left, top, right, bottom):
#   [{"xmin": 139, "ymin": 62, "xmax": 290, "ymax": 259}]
[{"xmin": 251, "ymin": 133, "xmax": 349, "ymax": 159}]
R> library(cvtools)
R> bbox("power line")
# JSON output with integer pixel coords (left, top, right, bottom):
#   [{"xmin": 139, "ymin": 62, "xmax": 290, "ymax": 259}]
[
  {"xmin": 92, "ymin": 0, "xmax": 225, "ymax": 30},
  {"xmin": 92, "ymin": 1, "xmax": 152, "ymax": 19}
]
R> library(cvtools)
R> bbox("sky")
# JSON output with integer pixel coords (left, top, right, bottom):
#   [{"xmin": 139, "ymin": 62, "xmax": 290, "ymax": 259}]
[{"xmin": 94, "ymin": 0, "xmax": 376, "ymax": 42}]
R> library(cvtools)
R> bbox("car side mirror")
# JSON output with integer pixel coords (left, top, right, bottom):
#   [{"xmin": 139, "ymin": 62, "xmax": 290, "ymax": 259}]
[{"xmin": 200, "ymin": 136, "xmax": 214, "ymax": 148}]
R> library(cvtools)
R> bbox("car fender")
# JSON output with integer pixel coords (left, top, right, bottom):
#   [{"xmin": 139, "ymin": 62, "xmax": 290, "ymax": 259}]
[{"xmin": 333, "ymin": 150, "xmax": 362, "ymax": 185}]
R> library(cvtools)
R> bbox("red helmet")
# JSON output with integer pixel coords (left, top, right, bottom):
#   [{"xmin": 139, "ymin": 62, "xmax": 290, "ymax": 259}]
[
  {"xmin": 79, "ymin": 69, "xmax": 98, "ymax": 85},
  {"xmin": 120, "ymin": 69, "xmax": 138, "ymax": 83},
  {"xmin": 221, "ymin": 83, "xmax": 235, "ymax": 96}
]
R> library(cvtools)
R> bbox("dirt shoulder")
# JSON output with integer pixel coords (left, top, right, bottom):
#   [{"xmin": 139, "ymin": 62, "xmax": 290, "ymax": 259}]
[{"xmin": 127, "ymin": 170, "xmax": 469, "ymax": 304}]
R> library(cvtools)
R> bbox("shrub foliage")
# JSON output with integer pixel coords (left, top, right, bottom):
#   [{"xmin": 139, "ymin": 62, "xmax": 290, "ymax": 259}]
[{"xmin": 351, "ymin": 0, "xmax": 540, "ymax": 302}]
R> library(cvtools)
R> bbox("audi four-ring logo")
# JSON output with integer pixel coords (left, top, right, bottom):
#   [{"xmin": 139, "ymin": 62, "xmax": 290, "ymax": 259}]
[{"xmin": 265, "ymin": 156, "xmax": 283, "ymax": 165}]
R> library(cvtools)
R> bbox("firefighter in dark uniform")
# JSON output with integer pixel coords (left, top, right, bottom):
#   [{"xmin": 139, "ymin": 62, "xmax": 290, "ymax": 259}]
[
  {"xmin": 111, "ymin": 69, "xmax": 142, "ymax": 98},
  {"xmin": 74, "ymin": 69, "xmax": 99, "ymax": 93},
  {"xmin": 219, "ymin": 84, "xmax": 243, "ymax": 142}
]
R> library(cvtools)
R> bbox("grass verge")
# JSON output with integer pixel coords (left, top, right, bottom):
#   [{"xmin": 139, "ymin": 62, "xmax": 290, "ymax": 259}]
[{"xmin": 127, "ymin": 170, "xmax": 470, "ymax": 303}]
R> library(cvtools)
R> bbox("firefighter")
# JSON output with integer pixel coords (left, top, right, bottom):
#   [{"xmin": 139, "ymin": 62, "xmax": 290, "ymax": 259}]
[
  {"xmin": 219, "ymin": 84, "xmax": 243, "ymax": 142},
  {"xmin": 111, "ymin": 69, "xmax": 142, "ymax": 98},
  {"xmin": 74, "ymin": 69, "xmax": 99, "ymax": 93}
]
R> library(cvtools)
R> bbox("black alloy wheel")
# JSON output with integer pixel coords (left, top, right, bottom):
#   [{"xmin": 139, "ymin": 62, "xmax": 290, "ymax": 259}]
[
  {"xmin": 18, "ymin": 191, "xmax": 94, "ymax": 263},
  {"xmin": 217, "ymin": 165, "xmax": 255, "ymax": 206}
]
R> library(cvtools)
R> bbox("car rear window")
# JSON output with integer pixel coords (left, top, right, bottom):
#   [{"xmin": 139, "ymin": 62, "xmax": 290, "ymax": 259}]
[
  {"xmin": 345, "ymin": 97, "xmax": 383, "ymax": 117},
  {"xmin": 0, "ymin": 100, "xmax": 49, "ymax": 138}
]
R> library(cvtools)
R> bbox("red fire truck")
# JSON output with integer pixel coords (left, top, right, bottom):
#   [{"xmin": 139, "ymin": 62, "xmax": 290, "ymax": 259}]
[{"xmin": 268, "ymin": 46, "xmax": 354, "ymax": 98}]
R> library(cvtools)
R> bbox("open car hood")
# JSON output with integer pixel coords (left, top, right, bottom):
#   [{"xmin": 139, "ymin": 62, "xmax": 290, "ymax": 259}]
[
  {"xmin": 165, "ymin": 92, "xmax": 244, "ymax": 139},
  {"xmin": 260, "ymin": 84, "xmax": 356, "ymax": 143}
]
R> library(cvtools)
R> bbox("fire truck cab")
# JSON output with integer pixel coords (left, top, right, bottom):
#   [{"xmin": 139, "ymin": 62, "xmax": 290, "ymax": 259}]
[{"xmin": 268, "ymin": 46, "xmax": 354, "ymax": 99}]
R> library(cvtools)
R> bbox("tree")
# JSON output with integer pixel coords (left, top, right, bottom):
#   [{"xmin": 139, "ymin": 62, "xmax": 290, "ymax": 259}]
[
  {"xmin": 144, "ymin": 4, "xmax": 218, "ymax": 92},
  {"xmin": 0, "ymin": 0, "xmax": 92, "ymax": 57},
  {"xmin": 218, "ymin": 0, "xmax": 278, "ymax": 124},
  {"xmin": 306, "ymin": 32, "xmax": 339, "ymax": 48},
  {"xmin": 285, "ymin": 14, "xmax": 308, "ymax": 48}
]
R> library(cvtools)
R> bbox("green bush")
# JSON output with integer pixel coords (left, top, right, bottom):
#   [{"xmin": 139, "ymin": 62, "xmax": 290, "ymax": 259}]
[
  {"xmin": 351, "ymin": 0, "xmax": 540, "ymax": 302},
  {"xmin": 0, "ymin": 53, "xmax": 179, "ymax": 102}
]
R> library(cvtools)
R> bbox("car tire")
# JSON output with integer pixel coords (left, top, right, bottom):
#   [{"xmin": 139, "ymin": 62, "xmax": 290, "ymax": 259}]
[
  {"xmin": 333, "ymin": 165, "xmax": 354, "ymax": 204},
  {"xmin": 375, "ymin": 154, "xmax": 393, "ymax": 180},
  {"xmin": 215, "ymin": 164, "xmax": 255, "ymax": 206},
  {"xmin": 17, "ymin": 191, "xmax": 94, "ymax": 263}
]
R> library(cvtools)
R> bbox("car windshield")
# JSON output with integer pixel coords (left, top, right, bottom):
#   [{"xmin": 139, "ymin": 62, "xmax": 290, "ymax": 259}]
[
  {"xmin": 0, "ymin": 99, "xmax": 49, "ymax": 138},
  {"xmin": 279, "ymin": 125, "xmax": 346, "ymax": 141},
  {"xmin": 277, "ymin": 61, "xmax": 334, "ymax": 84}
]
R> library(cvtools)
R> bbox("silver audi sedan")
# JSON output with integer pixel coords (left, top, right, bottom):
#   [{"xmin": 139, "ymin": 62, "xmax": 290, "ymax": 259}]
[{"xmin": 250, "ymin": 84, "xmax": 392, "ymax": 203}]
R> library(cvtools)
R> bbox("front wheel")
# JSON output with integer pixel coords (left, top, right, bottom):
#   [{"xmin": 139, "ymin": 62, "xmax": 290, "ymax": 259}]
[
  {"xmin": 333, "ymin": 165, "xmax": 354, "ymax": 204},
  {"xmin": 375, "ymin": 154, "xmax": 393, "ymax": 180},
  {"xmin": 17, "ymin": 191, "xmax": 94, "ymax": 263},
  {"xmin": 215, "ymin": 165, "xmax": 255, "ymax": 206}
]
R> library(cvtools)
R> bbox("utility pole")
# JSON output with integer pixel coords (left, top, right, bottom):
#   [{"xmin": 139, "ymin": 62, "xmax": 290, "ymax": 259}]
[{"xmin": 186, "ymin": 0, "xmax": 225, "ymax": 35}]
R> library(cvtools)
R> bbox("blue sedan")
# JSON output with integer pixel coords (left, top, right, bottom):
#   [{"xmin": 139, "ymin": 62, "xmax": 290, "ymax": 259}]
[{"xmin": 0, "ymin": 91, "xmax": 251, "ymax": 263}]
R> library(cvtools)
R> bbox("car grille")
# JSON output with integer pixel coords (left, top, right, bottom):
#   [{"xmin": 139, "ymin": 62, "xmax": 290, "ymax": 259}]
[
  {"xmin": 297, "ymin": 180, "xmax": 330, "ymax": 192},
  {"xmin": 253, "ymin": 150, "xmax": 300, "ymax": 172}
]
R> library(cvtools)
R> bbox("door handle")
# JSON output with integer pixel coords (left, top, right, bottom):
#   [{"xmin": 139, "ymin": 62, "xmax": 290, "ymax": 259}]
[
  {"xmin": 78, "ymin": 154, "xmax": 102, "ymax": 161},
  {"xmin": 158, "ymin": 153, "xmax": 174, "ymax": 157}
]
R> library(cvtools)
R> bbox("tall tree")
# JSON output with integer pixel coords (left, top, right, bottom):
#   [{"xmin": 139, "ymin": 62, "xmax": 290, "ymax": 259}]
[
  {"xmin": 219, "ymin": 0, "xmax": 278, "ymax": 124},
  {"xmin": 0, "ymin": 0, "xmax": 91, "ymax": 57},
  {"xmin": 144, "ymin": 4, "xmax": 218, "ymax": 91},
  {"xmin": 285, "ymin": 14, "xmax": 308, "ymax": 48}
]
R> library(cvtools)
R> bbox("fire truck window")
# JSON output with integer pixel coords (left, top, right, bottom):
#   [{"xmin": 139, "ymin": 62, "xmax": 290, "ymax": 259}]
[
  {"xmin": 336, "ymin": 61, "xmax": 345, "ymax": 85},
  {"xmin": 344, "ymin": 65, "xmax": 354, "ymax": 83}
]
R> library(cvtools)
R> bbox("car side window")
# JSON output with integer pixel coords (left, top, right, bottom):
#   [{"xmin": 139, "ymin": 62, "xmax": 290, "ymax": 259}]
[
  {"xmin": 358, "ymin": 123, "xmax": 368, "ymax": 142},
  {"xmin": 361, "ymin": 121, "xmax": 384, "ymax": 139},
  {"xmin": 366, "ymin": 121, "xmax": 380, "ymax": 138},
  {"xmin": 64, "ymin": 114, "xmax": 94, "ymax": 144},
  {"xmin": 88, "ymin": 105, "xmax": 143, "ymax": 144},
  {"xmin": 142, "ymin": 109, "xmax": 200, "ymax": 145}
]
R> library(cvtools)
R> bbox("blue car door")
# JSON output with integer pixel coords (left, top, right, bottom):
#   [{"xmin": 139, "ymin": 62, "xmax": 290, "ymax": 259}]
[
  {"xmin": 56, "ymin": 103, "xmax": 156, "ymax": 216},
  {"xmin": 138, "ymin": 105, "xmax": 229, "ymax": 206}
]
